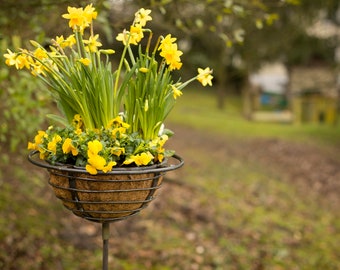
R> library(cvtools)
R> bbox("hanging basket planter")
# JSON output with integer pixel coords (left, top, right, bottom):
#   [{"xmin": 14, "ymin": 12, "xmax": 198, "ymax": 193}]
[{"xmin": 28, "ymin": 151, "xmax": 184, "ymax": 223}]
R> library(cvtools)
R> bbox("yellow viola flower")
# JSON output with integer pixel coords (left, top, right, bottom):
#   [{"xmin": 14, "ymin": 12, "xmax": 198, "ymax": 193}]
[
  {"xmin": 135, "ymin": 8, "xmax": 152, "ymax": 27},
  {"xmin": 111, "ymin": 147, "xmax": 125, "ymax": 156},
  {"xmin": 102, "ymin": 161, "xmax": 116, "ymax": 173},
  {"xmin": 111, "ymin": 127, "xmax": 127, "ymax": 138},
  {"xmin": 85, "ymin": 164, "xmax": 98, "ymax": 175},
  {"xmin": 27, "ymin": 142, "xmax": 37, "ymax": 150},
  {"xmin": 171, "ymin": 85, "xmax": 183, "ymax": 99},
  {"xmin": 72, "ymin": 114, "xmax": 83, "ymax": 129},
  {"xmin": 87, "ymin": 140, "xmax": 103, "ymax": 157},
  {"xmin": 62, "ymin": 138, "xmax": 78, "ymax": 156},
  {"xmin": 47, "ymin": 135, "xmax": 62, "ymax": 154},
  {"xmin": 124, "ymin": 152, "xmax": 153, "ymax": 166},
  {"xmin": 107, "ymin": 116, "xmax": 130, "ymax": 129},
  {"xmin": 34, "ymin": 131, "xmax": 45, "ymax": 143},
  {"xmin": 197, "ymin": 67, "xmax": 213, "ymax": 86},
  {"xmin": 88, "ymin": 154, "xmax": 106, "ymax": 170}
]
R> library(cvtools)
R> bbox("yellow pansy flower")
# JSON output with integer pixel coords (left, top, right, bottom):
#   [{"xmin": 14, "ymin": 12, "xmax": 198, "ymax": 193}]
[
  {"xmin": 102, "ymin": 161, "xmax": 116, "ymax": 173},
  {"xmin": 85, "ymin": 164, "xmax": 97, "ymax": 175},
  {"xmin": 124, "ymin": 152, "xmax": 153, "ymax": 166},
  {"xmin": 87, "ymin": 140, "xmax": 103, "ymax": 156},
  {"xmin": 62, "ymin": 138, "xmax": 78, "ymax": 156},
  {"xmin": 47, "ymin": 135, "xmax": 62, "ymax": 154}
]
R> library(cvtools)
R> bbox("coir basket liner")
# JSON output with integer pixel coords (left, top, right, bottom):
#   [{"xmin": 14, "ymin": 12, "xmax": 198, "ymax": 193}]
[{"xmin": 28, "ymin": 151, "xmax": 184, "ymax": 223}]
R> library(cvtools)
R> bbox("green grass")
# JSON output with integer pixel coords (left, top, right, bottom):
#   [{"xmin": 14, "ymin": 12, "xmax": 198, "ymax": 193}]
[
  {"xmin": 1, "ymin": 87, "xmax": 340, "ymax": 269},
  {"xmin": 167, "ymin": 88, "xmax": 340, "ymax": 147}
]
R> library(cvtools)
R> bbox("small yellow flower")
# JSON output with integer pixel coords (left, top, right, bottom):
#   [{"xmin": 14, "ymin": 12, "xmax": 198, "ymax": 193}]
[
  {"xmin": 135, "ymin": 8, "xmax": 152, "ymax": 27},
  {"xmin": 84, "ymin": 34, "xmax": 102, "ymax": 52},
  {"xmin": 83, "ymin": 3, "xmax": 98, "ymax": 22},
  {"xmin": 144, "ymin": 99, "xmax": 149, "ymax": 112},
  {"xmin": 14, "ymin": 54, "xmax": 31, "ymax": 70},
  {"xmin": 171, "ymin": 85, "xmax": 183, "ymax": 100},
  {"xmin": 116, "ymin": 25, "xmax": 144, "ymax": 46},
  {"xmin": 62, "ymin": 6, "xmax": 85, "ymax": 30},
  {"xmin": 62, "ymin": 4, "xmax": 96, "ymax": 31},
  {"xmin": 124, "ymin": 152, "xmax": 153, "ymax": 166},
  {"xmin": 64, "ymin": 34, "xmax": 76, "ymax": 48},
  {"xmin": 111, "ymin": 147, "xmax": 125, "ymax": 156},
  {"xmin": 102, "ymin": 161, "xmax": 116, "ymax": 173},
  {"xmin": 139, "ymin": 67, "xmax": 149, "ymax": 73},
  {"xmin": 4, "ymin": 49, "xmax": 17, "ymax": 66},
  {"xmin": 33, "ymin": 48, "xmax": 48, "ymax": 60},
  {"xmin": 159, "ymin": 42, "xmax": 183, "ymax": 70},
  {"xmin": 87, "ymin": 140, "xmax": 103, "ymax": 156},
  {"xmin": 35, "ymin": 131, "xmax": 45, "ymax": 142},
  {"xmin": 129, "ymin": 25, "xmax": 144, "ymax": 45},
  {"xmin": 88, "ymin": 154, "xmax": 106, "ymax": 169},
  {"xmin": 197, "ymin": 67, "xmax": 213, "ymax": 86},
  {"xmin": 79, "ymin": 58, "xmax": 91, "ymax": 66},
  {"xmin": 47, "ymin": 135, "xmax": 62, "ymax": 154},
  {"xmin": 72, "ymin": 114, "xmax": 83, "ymax": 129},
  {"xmin": 86, "ymin": 164, "xmax": 98, "ymax": 175},
  {"xmin": 62, "ymin": 138, "xmax": 78, "ymax": 156},
  {"xmin": 158, "ymin": 34, "xmax": 177, "ymax": 52}
]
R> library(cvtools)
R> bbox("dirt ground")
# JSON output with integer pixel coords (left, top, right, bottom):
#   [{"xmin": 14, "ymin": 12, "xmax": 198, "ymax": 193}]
[{"xmin": 50, "ymin": 124, "xmax": 340, "ymax": 268}]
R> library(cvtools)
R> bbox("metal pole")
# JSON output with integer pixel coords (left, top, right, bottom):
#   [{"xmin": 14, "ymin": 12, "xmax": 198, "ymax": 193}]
[{"xmin": 102, "ymin": 222, "xmax": 110, "ymax": 270}]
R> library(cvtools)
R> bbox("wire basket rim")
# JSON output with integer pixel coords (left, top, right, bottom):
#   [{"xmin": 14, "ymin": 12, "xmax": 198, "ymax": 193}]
[{"xmin": 28, "ymin": 150, "xmax": 184, "ymax": 174}]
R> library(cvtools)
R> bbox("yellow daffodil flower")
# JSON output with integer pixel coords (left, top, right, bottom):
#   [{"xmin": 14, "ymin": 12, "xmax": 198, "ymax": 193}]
[
  {"xmin": 159, "ymin": 42, "xmax": 183, "ymax": 70},
  {"xmin": 171, "ymin": 85, "xmax": 183, "ymax": 99},
  {"xmin": 33, "ymin": 48, "xmax": 48, "ymax": 60},
  {"xmin": 197, "ymin": 67, "xmax": 214, "ymax": 86},
  {"xmin": 4, "ymin": 49, "xmax": 17, "ymax": 66},
  {"xmin": 135, "ymin": 8, "xmax": 152, "ymax": 27},
  {"xmin": 79, "ymin": 58, "xmax": 91, "ymax": 66},
  {"xmin": 84, "ymin": 34, "xmax": 102, "ymax": 52},
  {"xmin": 62, "ymin": 4, "xmax": 96, "ymax": 31}
]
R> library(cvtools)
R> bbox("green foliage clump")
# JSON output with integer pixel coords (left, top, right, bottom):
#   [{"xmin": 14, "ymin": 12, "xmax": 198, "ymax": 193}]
[{"xmin": 0, "ymin": 37, "xmax": 51, "ymax": 157}]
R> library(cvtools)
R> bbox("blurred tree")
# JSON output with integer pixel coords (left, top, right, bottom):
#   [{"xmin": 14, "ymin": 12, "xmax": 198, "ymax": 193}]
[{"xmin": 128, "ymin": 0, "xmax": 301, "ymax": 108}]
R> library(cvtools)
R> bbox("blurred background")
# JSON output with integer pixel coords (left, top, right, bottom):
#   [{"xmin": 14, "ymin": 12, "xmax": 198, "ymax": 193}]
[{"xmin": 1, "ymin": 0, "xmax": 340, "ymax": 269}]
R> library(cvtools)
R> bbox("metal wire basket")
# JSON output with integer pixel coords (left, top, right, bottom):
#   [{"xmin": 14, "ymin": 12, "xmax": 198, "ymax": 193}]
[{"xmin": 28, "ymin": 151, "xmax": 184, "ymax": 223}]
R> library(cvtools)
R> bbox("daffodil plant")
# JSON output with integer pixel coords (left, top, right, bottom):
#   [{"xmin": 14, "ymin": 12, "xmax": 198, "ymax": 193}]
[{"xmin": 4, "ymin": 4, "xmax": 213, "ymax": 174}]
